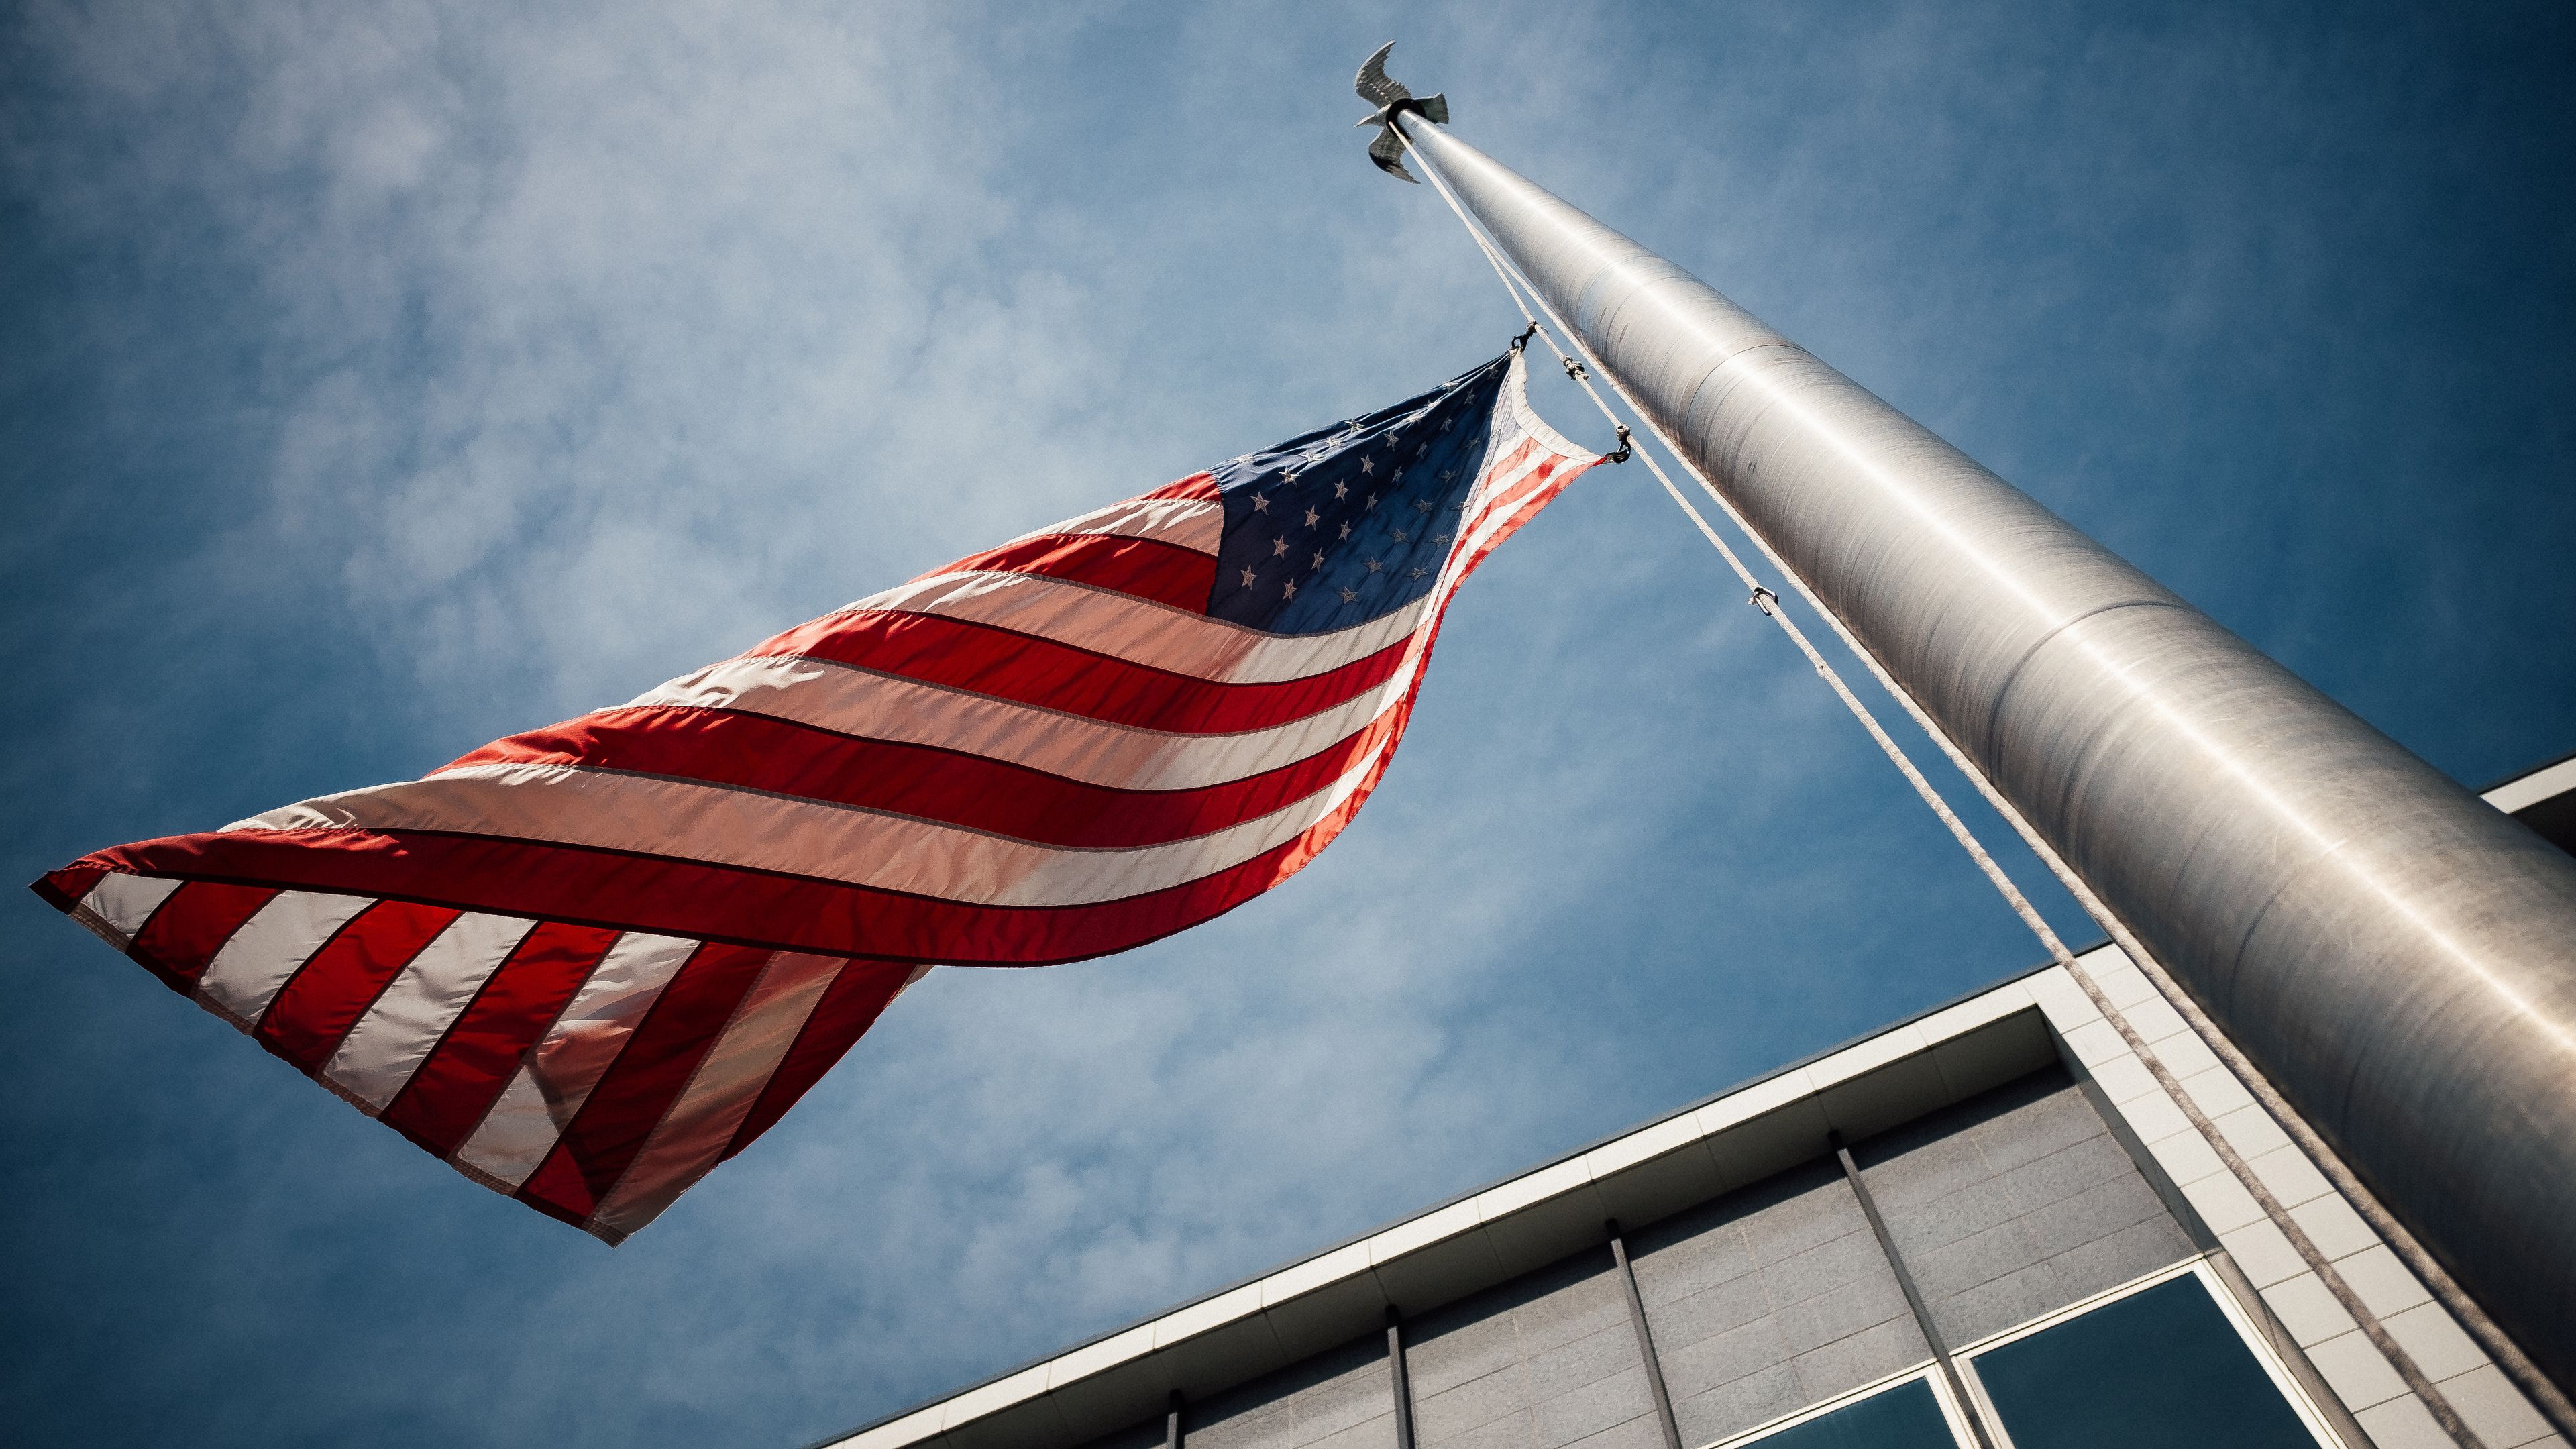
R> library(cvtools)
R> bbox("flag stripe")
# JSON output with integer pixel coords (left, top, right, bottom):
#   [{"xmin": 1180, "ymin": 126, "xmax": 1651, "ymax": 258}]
[
  {"xmin": 255, "ymin": 900, "xmax": 463, "ymax": 1071},
  {"xmin": 227, "ymin": 743, "xmax": 1384, "ymax": 907},
  {"xmin": 1139, "ymin": 471, "xmax": 1219, "ymax": 502},
  {"xmin": 769, "ymin": 569, "xmax": 1434, "ymax": 687},
  {"xmin": 434, "ymin": 698, "xmax": 1404, "ymax": 850},
  {"xmin": 323, "ymin": 912, "xmax": 541, "ymax": 1110},
  {"xmin": 624, "ymin": 650, "xmax": 1411, "ymax": 792},
  {"xmin": 516, "ymin": 942, "xmax": 777, "ymax": 1226},
  {"xmin": 80, "ymin": 690, "xmax": 1420, "ymax": 965},
  {"xmin": 453, "ymin": 932, "xmax": 700, "ymax": 1189},
  {"xmin": 723, "ymin": 960, "xmax": 926, "ymax": 1163},
  {"xmin": 590, "ymin": 951, "xmax": 851, "ymax": 1240},
  {"xmin": 127, "ymin": 881, "xmax": 280, "ymax": 991},
  {"xmin": 196, "ymin": 890, "xmax": 375, "ymax": 1028},
  {"xmin": 744, "ymin": 609, "xmax": 1413, "ymax": 733},
  {"xmin": 378, "ymin": 920, "xmax": 622, "ymax": 1157},
  {"xmin": 930, "ymin": 531, "xmax": 1217, "ymax": 611},
  {"xmin": 1001, "ymin": 494, "xmax": 1223, "ymax": 555},
  {"xmin": 76, "ymin": 871, "xmax": 184, "ymax": 947}
]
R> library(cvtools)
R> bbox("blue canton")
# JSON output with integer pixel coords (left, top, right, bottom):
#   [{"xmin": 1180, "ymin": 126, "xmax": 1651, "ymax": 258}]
[{"xmin": 1207, "ymin": 354, "xmax": 1511, "ymax": 634}]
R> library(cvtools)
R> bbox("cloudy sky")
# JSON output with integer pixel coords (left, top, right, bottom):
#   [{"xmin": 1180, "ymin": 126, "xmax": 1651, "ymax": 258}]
[{"xmin": 4, "ymin": 2, "xmax": 2569, "ymax": 1445}]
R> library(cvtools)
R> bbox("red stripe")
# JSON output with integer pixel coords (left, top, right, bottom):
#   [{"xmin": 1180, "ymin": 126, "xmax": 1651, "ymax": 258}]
[
  {"xmin": 379, "ymin": 920, "xmax": 622, "ymax": 1158},
  {"xmin": 72, "ymin": 710, "xmax": 1416, "ymax": 967},
  {"xmin": 32, "ymin": 866, "xmax": 107, "ymax": 913},
  {"xmin": 722, "ymin": 958, "xmax": 920, "ymax": 1161},
  {"xmin": 516, "ymin": 942, "xmax": 776, "ymax": 1226},
  {"xmin": 127, "ymin": 881, "xmax": 281, "ymax": 993},
  {"xmin": 255, "ymin": 900, "xmax": 462, "ymax": 1071},
  {"xmin": 742, "ymin": 610, "xmax": 1409, "ymax": 733},
  {"xmin": 1141, "ymin": 471, "xmax": 1218, "ymax": 501},
  {"xmin": 921, "ymin": 532, "xmax": 1215, "ymax": 611},
  {"xmin": 445, "ymin": 700, "xmax": 1404, "ymax": 849}
]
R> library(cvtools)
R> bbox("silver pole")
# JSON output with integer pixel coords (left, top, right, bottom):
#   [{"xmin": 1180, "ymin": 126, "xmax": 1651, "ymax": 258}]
[{"xmin": 1390, "ymin": 109, "xmax": 2576, "ymax": 1392}]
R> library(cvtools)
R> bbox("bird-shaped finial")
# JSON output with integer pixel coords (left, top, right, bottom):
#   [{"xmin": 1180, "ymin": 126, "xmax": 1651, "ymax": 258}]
[{"xmin": 1354, "ymin": 42, "xmax": 1448, "ymax": 183}]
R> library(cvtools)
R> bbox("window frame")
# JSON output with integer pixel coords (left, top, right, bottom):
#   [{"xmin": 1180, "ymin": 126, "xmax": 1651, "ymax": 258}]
[
  {"xmin": 1945, "ymin": 1258, "xmax": 2349, "ymax": 1449},
  {"xmin": 1697, "ymin": 1362, "xmax": 1982, "ymax": 1449}
]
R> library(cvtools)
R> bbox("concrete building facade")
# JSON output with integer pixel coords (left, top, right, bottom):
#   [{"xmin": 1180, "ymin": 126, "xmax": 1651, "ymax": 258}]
[{"xmin": 813, "ymin": 759, "xmax": 2576, "ymax": 1449}]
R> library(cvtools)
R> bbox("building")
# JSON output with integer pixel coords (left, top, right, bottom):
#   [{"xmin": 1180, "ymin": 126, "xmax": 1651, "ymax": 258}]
[{"xmin": 814, "ymin": 755, "xmax": 2576, "ymax": 1449}]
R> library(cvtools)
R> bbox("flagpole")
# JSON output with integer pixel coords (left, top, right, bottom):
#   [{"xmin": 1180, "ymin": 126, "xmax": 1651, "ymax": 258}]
[{"xmin": 1379, "ymin": 68, "xmax": 2576, "ymax": 1412}]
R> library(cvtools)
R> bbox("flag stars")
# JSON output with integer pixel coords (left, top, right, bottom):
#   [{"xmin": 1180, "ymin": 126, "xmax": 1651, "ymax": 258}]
[
  {"xmin": 1272, "ymin": 536, "xmax": 1289, "ymax": 556},
  {"xmin": 1391, "ymin": 527, "xmax": 1409, "ymax": 543},
  {"xmin": 1252, "ymin": 493, "xmax": 1271, "ymax": 513},
  {"xmin": 1359, "ymin": 456, "xmax": 1374, "ymax": 476},
  {"xmin": 1366, "ymin": 494, "xmax": 1379, "ymax": 510},
  {"xmin": 1311, "ymin": 551, "xmax": 1324, "ymax": 569},
  {"xmin": 1339, "ymin": 521, "xmax": 1352, "ymax": 539},
  {"xmin": 1415, "ymin": 498, "xmax": 1436, "ymax": 513},
  {"xmin": 1409, "ymin": 567, "xmax": 1429, "ymax": 580},
  {"xmin": 1338, "ymin": 586, "xmax": 1359, "ymax": 604},
  {"xmin": 1364, "ymin": 557, "xmax": 1383, "ymax": 574},
  {"xmin": 1303, "ymin": 506, "xmax": 1320, "ymax": 528},
  {"xmin": 1239, "ymin": 566, "xmax": 1258, "ymax": 588},
  {"xmin": 1282, "ymin": 580, "xmax": 1297, "ymax": 600},
  {"xmin": 1333, "ymin": 480, "xmax": 1348, "ymax": 500}
]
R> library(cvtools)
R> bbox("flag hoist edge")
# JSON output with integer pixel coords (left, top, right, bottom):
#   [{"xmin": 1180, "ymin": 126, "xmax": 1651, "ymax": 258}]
[{"xmin": 33, "ymin": 348, "xmax": 1597, "ymax": 1242}]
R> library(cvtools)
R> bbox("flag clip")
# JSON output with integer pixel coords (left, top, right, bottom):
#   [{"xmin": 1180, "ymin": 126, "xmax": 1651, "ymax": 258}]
[
  {"xmin": 1606, "ymin": 424, "xmax": 1633, "ymax": 464},
  {"xmin": 1750, "ymin": 586, "xmax": 1780, "ymax": 615}
]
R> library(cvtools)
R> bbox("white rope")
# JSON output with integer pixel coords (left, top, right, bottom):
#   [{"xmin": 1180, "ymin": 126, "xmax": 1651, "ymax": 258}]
[{"xmin": 1401, "ymin": 129, "xmax": 2516, "ymax": 1449}]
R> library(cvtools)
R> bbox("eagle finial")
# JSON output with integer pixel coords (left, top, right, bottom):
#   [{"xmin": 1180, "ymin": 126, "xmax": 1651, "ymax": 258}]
[{"xmin": 1354, "ymin": 42, "xmax": 1448, "ymax": 184}]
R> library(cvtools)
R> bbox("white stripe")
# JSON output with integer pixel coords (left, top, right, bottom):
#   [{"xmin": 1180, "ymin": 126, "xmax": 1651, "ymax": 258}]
[
  {"xmin": 235, "ymin": 745, "xmax": 1389, "ymax": 908},
  {"xmin": 819, "ymin": 570, "xmax": 1434, "ymax": 686},
  {"xmin": 195, "ymin": 890, "xmax": 375, "ymax": 1028},
  {"xmin": 74, "ymin": 874, "xmax": 184, "ymax": 949},
  {"xmin": 453, "ymin": 931, "xmax": 699, "ymax": 1189},
  {"xmin": 618, "ymin": 649, "xmax": 1412, "ymax": 791},
  {"xmin": 322, "ymin": 912, "xmax": 539, "ymax": 1111},
  {"xmin": 590, "ymin": 951, "xmax": 849, "ymax": 1238},
  {"xmin": 1004, "ymin": 495, "xmax": 1222, "ymax": 555}
]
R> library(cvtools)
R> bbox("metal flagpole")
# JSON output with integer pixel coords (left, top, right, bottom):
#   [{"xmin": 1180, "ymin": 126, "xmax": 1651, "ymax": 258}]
[{"xmin": 1358, "ymin": 47, "xmax": 2576, "ymax": 1412}]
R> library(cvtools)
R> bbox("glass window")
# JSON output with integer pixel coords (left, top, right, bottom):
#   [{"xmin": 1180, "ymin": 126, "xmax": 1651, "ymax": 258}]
[
  {"xmin": 1968, "ymin": 1273, "xmax": 2318, "ymax": 1449},
  {"xmin": 1748, "ymin": 1377, "xmax": 1958, "ymax": 1449}
]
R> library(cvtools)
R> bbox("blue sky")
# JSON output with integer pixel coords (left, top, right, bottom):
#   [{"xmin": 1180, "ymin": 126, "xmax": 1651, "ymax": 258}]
[{"xmin": 3, "ymin": 2, "xmax": 2569, "ymax": 1445}]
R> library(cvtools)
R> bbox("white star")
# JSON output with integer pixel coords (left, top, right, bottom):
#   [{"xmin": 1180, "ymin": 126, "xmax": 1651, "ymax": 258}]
[
  {"xmin": 1365, "ymin": 494, "xmax": 1379, "ymax": 511},
  {"xmin": 1415, "ymin": 498, "xmax": 1436, "ymax": 513},
  {"xmin": 1360, "ymin": 456, "xmax": 1375, "ymax": 475},
  {"xmin": 1339, "ymin": 521, "xmax": 1352, "ymax": 539},
  {"xmin": 1251, "ymin": 493, "xmax": 1270, "ymax": 513},
  {"xmin": 1434, "ymin": 531, "xmax": 1454, "ymax": 544},
  {"xmin": 1271, "ymin": 536, "xmax": 1289, "ymax": 556},
  {"xmin": 1311, "ymin": 551, "xmax": 1324, "ymax": 568},
  {"xmin": 1338, "ymin": 586, "xmax": 1359, "ymax": 604},
  {"xmin": 1239, "ymin": 566, "xmax": 1258, "ymax": 587},
  {"xmin": 1440, "ymin": 417, "xmax": 1454, "ymax": 433},
  {"xmin": 1438, "ymin": 470, "xmax": 1456, "ymax": 483},
  {"xmin": 1282, "ymin": 469, "xmax": 1299, "ymax": 484},
  {"xmin": 1391, "ymin": 528, "xmax": 1409, "ymax": 543},
  {"xmin": 1303, "ymin": 506, "xmax": 1320, "ymax": 528},
  {"xmin": 1409, "ymin": 567, "xmax": 1428, "ymax": 580},
  {"xmin": 1282, "ymin": 580, "xmax": 1297, "ymax": 600},
  {"xmin": 1332, "ymin": 480, "xmax": 1348, "ymax": 500},
  {"xmin": 1364, "ymin": 557, "xmax": 1383, "ymax": 574}
]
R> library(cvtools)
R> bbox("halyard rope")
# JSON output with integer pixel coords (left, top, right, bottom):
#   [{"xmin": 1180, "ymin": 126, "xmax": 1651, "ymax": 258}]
[{"xmin": 1401, "ymin": 126, "xmax": 2528, "ymax": 1448}]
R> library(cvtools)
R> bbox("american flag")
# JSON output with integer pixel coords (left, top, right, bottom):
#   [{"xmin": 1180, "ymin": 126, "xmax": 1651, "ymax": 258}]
[{"xmin": 32, "ymin": 348, "xmax": 1597, "ymax": 1242}]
